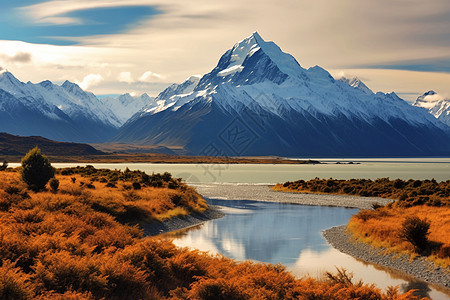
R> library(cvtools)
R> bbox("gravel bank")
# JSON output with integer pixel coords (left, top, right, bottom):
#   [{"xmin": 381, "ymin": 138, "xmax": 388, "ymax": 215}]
[
  {"xmin": 192, "ymin": 183, "xmax": 392, "ymax": 209},
  {"xmin": 323, "ymin": 225, "xmax": 450, "ymax": 291},
  {"xmin": 143, "ymin": 206, "xmax": 224, "ymax": 236}
]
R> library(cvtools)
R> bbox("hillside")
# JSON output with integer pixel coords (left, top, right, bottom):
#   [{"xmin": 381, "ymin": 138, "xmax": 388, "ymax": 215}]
[{"xmin": 0, "ymin": 132, "xmax": 104, "ymax": 156}]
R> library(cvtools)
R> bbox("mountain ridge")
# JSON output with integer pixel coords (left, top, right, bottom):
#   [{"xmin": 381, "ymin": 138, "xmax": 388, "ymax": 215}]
[
  {"xmin": 0, "ymin": 132, "xmax": 104, "ymax": 156},
  {"xmin": 113, "ymin": 32, "xmax": 450, "ymax": 157}
]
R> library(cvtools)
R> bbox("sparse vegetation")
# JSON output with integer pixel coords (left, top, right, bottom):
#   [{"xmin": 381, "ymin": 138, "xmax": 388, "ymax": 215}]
[
  {"xmin": 20, "ymin": 147, "xmax": 55, "ymax": 192},
  {"xmin": 273, "ymin": 178, "xmax": 449, "ymax": 207}
]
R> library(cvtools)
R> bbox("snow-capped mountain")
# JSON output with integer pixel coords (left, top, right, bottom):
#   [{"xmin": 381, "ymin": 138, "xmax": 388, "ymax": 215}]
[
  {"xmin": 114, "ymin": 32, "xmax": 450, "ymax": 156},
  {"xmin": 413, "ymin": 91, "xmax": 450, "ymax": 127},
  {"xmin": 0, "ymin": 71, "xmax": 119, "ymax": 142},
  {"xmin": 100, "ymin": 93, "xmax": 154, "ymax": 125},
  {"xmin": 337, "ymin": 76, "xmax": 373, "ymax": 95}
]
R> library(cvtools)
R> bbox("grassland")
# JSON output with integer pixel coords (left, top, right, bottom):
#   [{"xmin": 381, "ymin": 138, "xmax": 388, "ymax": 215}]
[{"xmin": 0, "ymin": 168, "xmax": 419, "ymax": 299}]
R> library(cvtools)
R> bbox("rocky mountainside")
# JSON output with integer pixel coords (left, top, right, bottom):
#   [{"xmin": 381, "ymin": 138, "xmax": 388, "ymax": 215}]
[
  {"xmin": 100, "ymin": 93, "xmax": 154, "ymax": 125},
  {"xmin": 113, "ymin": 32, "xmax": 450, "ymax": 157},
  {"xmin": 0, "ymin": 72, "xmax": 119, "ymax": 142}
]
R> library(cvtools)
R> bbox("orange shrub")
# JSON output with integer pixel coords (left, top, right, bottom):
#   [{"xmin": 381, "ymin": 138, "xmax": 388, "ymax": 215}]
[{"xmin": 348, "ymin": 206, "xmax": 450, "ymax": 265}]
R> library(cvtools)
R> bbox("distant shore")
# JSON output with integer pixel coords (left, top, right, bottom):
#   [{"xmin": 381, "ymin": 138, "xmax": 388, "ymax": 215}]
[{"xmin": 3, "ymin": 153, "xmax": 321, "ymax": 165}]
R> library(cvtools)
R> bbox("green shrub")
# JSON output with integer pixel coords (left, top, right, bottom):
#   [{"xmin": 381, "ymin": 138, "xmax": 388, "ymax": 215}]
[
  {"xmin": 399, "ymin": 216, "xmax": 430, "ymax": 253},
  {"xmin": 20, "ymin": 147, "xmax": 55, "ymax": 192}
]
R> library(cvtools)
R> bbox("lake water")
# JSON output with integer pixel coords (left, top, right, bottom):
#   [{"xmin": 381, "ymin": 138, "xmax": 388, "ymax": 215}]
[
  {"xmin": 170, "ymin": 199, "xmax": 449, "ymax": 300},
  {"xmin": 12, "ymin": 157, "xmax": 448, "ymax": 184}
]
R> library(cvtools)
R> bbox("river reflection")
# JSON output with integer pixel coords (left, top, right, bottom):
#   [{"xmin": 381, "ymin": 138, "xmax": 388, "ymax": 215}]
[{"xmin": 170, "ymin": 199, "xmax": 449, "ymax": 300}]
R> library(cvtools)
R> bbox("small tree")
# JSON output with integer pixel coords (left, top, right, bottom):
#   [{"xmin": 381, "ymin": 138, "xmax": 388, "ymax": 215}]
[
  {"xmin": 21, "ymin": 147, "xmax": 55, "ymax": 191},
  {"xmin": 399, "ymin": 216, "xmax": 430, "ymax": 253}
]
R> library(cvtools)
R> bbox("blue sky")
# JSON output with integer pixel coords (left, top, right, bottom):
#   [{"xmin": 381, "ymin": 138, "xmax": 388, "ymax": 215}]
[
  {"xmin": 0, "ymin": 0, "xmax": 449, "ymax": 100},
  {"xmin": 0, "ymin": 2, "xmax": 160, "ymax": 45}
]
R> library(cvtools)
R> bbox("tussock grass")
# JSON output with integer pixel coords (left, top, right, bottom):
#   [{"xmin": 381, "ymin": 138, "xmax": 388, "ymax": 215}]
[{"xmin": 348, "ymin": 206, "xmax": 450, "ymax": 267}]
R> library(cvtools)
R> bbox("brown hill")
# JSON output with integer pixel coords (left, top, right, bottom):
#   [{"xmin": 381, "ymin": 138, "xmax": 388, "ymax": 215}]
[{"xmin": 0, "ymin": 132, "xmax": 104, "ymax": 156}]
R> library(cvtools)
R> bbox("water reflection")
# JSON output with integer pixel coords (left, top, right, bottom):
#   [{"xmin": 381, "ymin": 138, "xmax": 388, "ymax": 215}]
[{"xmin": 171, "ymin": 199, "xmax": 449, "ymax": 300}]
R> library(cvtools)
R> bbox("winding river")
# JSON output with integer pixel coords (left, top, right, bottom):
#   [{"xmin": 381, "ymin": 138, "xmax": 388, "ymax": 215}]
[{"xmin": 169, "ymin": 199, "xmax": 449, "ymax": 300}]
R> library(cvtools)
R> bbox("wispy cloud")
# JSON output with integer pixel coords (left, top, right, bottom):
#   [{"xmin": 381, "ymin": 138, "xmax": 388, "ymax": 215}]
[
  {"xmin": 0, "ymin": 51, "xmax": 33, "ymax": 63},
  {"xmin": 118, "ymin": 71, "xmax": 134, "ymax": 83},
  {"xmin": 355, "ymin": 57, "xmax": 450, "ymax": 74},
  {"xmin": 77, "ymin": 73, "xmax": 103, "ymax": 90},
  {"xmin": 139, "ymin": 71, "xmax": 165, "ymax": 82}
]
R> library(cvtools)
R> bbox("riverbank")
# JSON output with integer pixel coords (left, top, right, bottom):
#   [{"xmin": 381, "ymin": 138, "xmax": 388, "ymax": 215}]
[
  {"xmin": 324, "ymin": 225, "xmax": 450, "ymax": 291},
  {"xmin": 191, "ymin": 184, "xmax": 449, "ymax": 293},
  {"xmin": 143, "ymin": 206, "xmax": 225, "ymax": 236}
]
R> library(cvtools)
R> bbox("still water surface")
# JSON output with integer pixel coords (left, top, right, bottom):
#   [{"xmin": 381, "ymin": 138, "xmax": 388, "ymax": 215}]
[
  {"xmin": 26, "ymin": 157, "xmax": 450, "ymax": 183},
  {"xmin": 170, "ymin": 199, "xmax": 449, "ymax": 300}
]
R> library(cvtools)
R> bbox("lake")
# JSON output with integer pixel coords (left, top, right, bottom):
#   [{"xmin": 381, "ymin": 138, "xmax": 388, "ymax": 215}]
[{"xmin": 10, "ymin": 157, "xmax": 448, "ymax": 183}]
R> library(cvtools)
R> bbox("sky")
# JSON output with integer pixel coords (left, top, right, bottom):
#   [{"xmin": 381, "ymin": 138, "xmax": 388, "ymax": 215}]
[{"xmin": 0, "ymin": 0, "xmax": 449, "ymax": 101}]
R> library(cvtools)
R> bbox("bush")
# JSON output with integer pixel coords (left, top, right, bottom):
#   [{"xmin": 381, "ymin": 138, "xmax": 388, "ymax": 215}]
[
  {"xmin": 49, "ymin": 178, "xmax": 59, "ymax": 192},
  {"xmin": 21, "ymin": 147, "xmax": 55, "ymax": 192},
  {"xmin": 399, "ymin": 216, "xmax": 430, "ymax": 253},
  {"xmin": 132, "ymin": 182, "xmax": 141, "ymax": 190}
]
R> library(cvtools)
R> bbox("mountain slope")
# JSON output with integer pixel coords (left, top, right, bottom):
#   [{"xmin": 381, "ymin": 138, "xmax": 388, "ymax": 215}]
[
  {"xmin": 0, "ymin": 72, "xmax": 119, "ymax": 142},
  {"xmin": 413, "ymin": 91, "xmax": 450, "ymax": 127},
  {"xmin": 113, "ymin": 32, "xmax": 450, "ymax": 157},
  {"xmin": 100, "ymin": 93, "xmax": 154, "ymax": 125}
]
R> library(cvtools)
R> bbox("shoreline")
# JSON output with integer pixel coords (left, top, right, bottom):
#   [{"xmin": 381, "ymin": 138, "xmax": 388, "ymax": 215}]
[
  {"xmin": 144, "ymin": 184, "xmax": 449, "ymax": 294},
  {"xmin": 323, "ymin": 225, "xmax": 450, "ymax": 292},
  {"xmin": 143, "ymin": 206, "xmax": 225, "ymax": 236}
]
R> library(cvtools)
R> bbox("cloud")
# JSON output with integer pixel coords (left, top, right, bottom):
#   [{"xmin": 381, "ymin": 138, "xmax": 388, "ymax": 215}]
[
  {"xmin": 0, "ymin": 51, "xmax": 33, "ymax": 64},
  {"xmin": 118, "ymin": 71, "xmax": 134, "ymax": 83},
  {"xmin": 77, "ymin": 73, "xmax": 103, "ymax": 90},
  {"xmin": 423, "ymin": 93, "xmax": 445, "ymax": 102},
  {"xmin": 138, "ymin": 71, "xmax": 165, "ymax": 82}
]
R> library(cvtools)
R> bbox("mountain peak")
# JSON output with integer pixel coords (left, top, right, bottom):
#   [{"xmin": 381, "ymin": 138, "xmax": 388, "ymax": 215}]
[
  {"xmin": 0, "ymin": 71, "xmax": 23, "ymax": 86},
  {"xmin": 61, "ymin": 80, "xmax": 84, "ymax": 94},
  {"xmin": 337, "ymin": 76, "xmax": 373, "ymax": 95},
  {"xmin": 195, "ymin": 32, "xmax": 305, "ymax": 90}
]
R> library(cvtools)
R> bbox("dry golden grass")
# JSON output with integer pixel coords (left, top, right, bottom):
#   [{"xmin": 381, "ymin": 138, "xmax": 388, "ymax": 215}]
[
  {"xmin": 0, "ymin": 169, "xmax": 423, "ymax": 299},
  {"xmin": 348, "ymin": 206, "xmax": 450, "ymax": 267}
]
